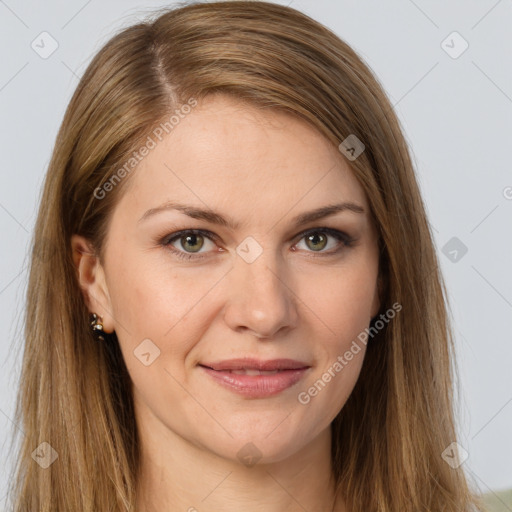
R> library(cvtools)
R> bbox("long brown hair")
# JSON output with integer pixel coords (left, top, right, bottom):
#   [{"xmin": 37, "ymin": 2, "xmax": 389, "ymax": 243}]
[{"xmin": 7, "ymin": 1, "xmax": 485, "ymax": 510}]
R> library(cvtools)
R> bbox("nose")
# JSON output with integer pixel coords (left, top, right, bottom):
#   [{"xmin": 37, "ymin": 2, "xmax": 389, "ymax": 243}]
[{"xmin": 223, "ymin": 248, "xmax": 298, "ymax": 339}]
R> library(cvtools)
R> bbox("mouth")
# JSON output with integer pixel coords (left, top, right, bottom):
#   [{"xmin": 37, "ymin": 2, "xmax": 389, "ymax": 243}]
[
  {"xmin": 208, "ymin": 368, "xmax": 283, "ymax": 375},
  {"xmin": 199, "ymin": 357, "xmax": 310, "ymax": 372},
  {"xmin": 198, "ymin": 358, "xmax": 311, "ymax": 398}
]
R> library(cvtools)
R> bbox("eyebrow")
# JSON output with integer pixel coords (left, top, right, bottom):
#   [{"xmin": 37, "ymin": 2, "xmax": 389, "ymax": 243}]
[{"xmin": 138, "ymin": 200, "xmax": 365, "ymax": 229}]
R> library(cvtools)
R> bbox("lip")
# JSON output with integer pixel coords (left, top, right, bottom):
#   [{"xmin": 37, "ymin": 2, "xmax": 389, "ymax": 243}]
[
  {"xmin": 200, "ymin": 358, "xmax": 310, "ymax": 371},
  {"xmin": 198, "ymin": 358, "xmax": 311, "ymax": 398}
]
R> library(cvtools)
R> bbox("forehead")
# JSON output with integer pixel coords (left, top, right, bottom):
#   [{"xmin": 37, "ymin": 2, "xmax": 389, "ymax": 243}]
[{"xmin": 115, "ymin": 95, "xmax": 369, "ymax": 227}]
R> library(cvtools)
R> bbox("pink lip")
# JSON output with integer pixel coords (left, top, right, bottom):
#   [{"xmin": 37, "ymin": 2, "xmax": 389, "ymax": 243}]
[
  {"xmin": 199, "ymin": 358, "xmax": 311, "ymax": 398},
  {"xmin": 200, "ymin": 357, "xmax": 310, "ymax": 371}
]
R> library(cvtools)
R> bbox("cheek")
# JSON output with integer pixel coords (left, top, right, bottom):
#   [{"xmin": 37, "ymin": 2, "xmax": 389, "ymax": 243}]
[
  {"xmin": 107, "ymin": 254, "xmax": 222, "ymax": 366},
  {"xmin": 299, "ymin": 263, "xmax": 378, "ymax": 344},
  {"xmin": 296, "ymin": 268, "xmax": 374, "ymax": 422}
]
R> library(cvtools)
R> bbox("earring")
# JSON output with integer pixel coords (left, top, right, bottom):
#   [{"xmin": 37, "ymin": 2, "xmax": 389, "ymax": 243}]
[{"xmin": 90, "ymin": 312, "xmax": 106, "ymax": 341}]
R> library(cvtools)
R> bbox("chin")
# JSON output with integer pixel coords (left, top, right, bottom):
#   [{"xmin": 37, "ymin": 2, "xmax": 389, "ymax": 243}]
[{"xmin": 200, "ymin": 429, "xmax": 313, "ymax": 468}]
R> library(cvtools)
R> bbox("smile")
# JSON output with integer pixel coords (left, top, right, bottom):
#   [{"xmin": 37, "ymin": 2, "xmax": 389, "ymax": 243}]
[{"xmin": 199, "ymin": 364, "xmax": 310, "ymax": 398}]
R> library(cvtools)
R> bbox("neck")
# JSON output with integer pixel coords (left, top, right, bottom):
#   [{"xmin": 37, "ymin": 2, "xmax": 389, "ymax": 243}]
[{"xmin": 135, "ymin": 414, "xmax": 343, "ymax": 512}]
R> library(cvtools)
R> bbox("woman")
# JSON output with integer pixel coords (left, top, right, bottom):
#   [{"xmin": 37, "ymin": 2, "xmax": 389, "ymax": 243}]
[{"xmin": 7, "ymin": 1, "xmax": 485, "ymax": 510}]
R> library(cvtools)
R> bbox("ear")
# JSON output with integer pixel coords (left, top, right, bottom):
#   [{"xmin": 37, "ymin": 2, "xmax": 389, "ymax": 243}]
[{"xmin": 71, "ymin": 234, "xmax": 115, "ymax": 334}]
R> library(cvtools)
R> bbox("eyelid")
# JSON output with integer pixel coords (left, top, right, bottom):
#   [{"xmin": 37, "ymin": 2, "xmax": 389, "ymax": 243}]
[
  {"xmin": 162, "ymin": 228, "xmax": 220, "ymax": 247},
  {"xmin": 162, "ymin": 229, "xmax": 219, "ymax": 254},
  {"xmin": 291, "ymin": 226, "xmax": 350, "ymax": 244}
]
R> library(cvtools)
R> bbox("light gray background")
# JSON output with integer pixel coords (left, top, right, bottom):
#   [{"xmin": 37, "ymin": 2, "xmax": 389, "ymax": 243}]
[{"xmin": 1, "ymin": 0, "xmax": 511, "ymax": 505}]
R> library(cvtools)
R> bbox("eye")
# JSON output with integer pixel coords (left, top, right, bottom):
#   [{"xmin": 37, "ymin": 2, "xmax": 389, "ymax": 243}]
[
  {"xmin": 159, "ymin": 227, "xmax": 354, "ymax": 261},
  {"xmin": 293, "ymin": 227, "xmax": 354, "ymax": 256},
  {"xmin": 162, "ymin": 229, "xmax": 218, "ymax": 260}
]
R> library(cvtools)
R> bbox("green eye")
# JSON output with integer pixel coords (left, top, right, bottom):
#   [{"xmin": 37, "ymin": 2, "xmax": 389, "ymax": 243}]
[
  {"xmin": 178, "ymin": 233, "xmax": 205, "ymax": 253},
  {"xmin": 161, "ymin": 227, "xmax": 354, "ymax": 262},
  {"xmin": 294, "ymin": 228, "xmax": 353, "ymax": 255},
  {"xmin": 304, "ymin": 232, "xmax": 328, "ymax": 251},
  {"xmin": 162, "ymin": 229, "xmax": 217, "ymax": 261}
]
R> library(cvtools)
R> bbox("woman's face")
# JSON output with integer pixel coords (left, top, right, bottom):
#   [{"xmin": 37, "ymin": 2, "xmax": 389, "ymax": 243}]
[{"xmin": 75, "ymin": 94, "xmax": 381, "ymax": 464}]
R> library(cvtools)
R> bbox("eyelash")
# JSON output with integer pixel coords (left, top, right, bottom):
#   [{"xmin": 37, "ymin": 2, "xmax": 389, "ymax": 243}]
[{"xmin": 159, "ymin": 227, "xmax": 355, "ymax": 261}]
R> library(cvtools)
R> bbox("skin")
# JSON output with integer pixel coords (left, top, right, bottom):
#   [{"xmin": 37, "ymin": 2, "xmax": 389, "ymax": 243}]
[{"xmin": 72, "ymin": 94, "xmax": 381, "ymax": 512}]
